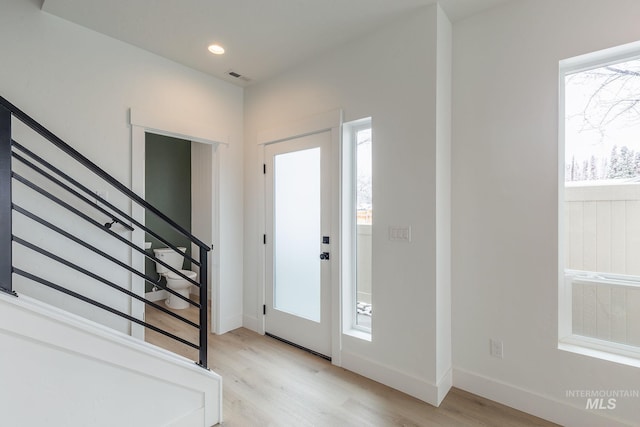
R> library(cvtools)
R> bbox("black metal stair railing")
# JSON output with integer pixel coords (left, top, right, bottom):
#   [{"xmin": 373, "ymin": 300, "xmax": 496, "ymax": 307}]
[{"xmin": 0, "ymin": 96, "xmax": 211, "ymax": 369}]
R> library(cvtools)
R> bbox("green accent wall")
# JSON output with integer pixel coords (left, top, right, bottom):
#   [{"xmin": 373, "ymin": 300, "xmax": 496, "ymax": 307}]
[{"xmin": 145, "ymin": 133, "xmax": 191, "ymax": 291}]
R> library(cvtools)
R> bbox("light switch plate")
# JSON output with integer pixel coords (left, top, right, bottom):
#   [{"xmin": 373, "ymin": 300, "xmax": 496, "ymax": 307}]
[{"xmin": 389, "ymin": 226, "xmax": 411, "ymax": 241}]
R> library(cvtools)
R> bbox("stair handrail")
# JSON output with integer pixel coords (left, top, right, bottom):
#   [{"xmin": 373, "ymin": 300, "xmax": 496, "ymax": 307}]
[
  {"xmin": 0, "ymin": 96, "xmax": 210, "ymax": 369},
  {"xmin": 0, "ymin": 96, "xmax": 210, "ymax": 251}
]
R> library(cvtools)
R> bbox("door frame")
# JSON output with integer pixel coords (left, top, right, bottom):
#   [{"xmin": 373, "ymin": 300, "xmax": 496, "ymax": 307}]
[
  {"xmin": 256, "ymin": 109, "xmax": 343, "ymax": 365},
  {"xmin": 129, "ymin": 108, "xmax": 227, "ymax": 338}
]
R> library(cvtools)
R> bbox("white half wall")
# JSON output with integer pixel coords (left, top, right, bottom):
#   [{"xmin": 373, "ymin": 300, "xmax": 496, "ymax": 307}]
[
  {"xmin": 452, "ymin": 0, "xmax": 640, "ymax": 425},
  {"xmin": 0, "ymin": 292, "xmax": 222, "ymax": 427}
]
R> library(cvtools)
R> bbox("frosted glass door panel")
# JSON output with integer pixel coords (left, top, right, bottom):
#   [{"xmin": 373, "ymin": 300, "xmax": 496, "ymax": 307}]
[
  {"xmin": 274, "ymin": 147, "xmax": 321, "ymax": 322},
  {"xmin": 264, "ymin": 129, "xmax": 332, "ymax": 357}
]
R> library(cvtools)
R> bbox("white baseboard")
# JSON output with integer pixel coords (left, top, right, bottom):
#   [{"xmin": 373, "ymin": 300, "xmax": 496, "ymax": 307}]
[
  {"xmin": 243, "ymin": 314, "xmax": 259, "ymax": 332},
  {"xmin": 218, "ymin": 313, "xmax": 243, "ymax": 334},
  {"xmin": 437, "ymin": 367, "xmax": 453, "ymax": 405},
  {"xmin": 453, "ymin": 367, "xmax": 634, "ymax": 427},
  {"xmin": 341, "ymin": 350, "xmax": 451, "ymax": 407}
]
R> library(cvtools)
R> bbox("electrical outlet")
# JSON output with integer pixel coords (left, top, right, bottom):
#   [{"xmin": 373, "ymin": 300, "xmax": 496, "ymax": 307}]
[{"xmin": 490, "ymin": 339, "xmax": 504, "ymax": 359}]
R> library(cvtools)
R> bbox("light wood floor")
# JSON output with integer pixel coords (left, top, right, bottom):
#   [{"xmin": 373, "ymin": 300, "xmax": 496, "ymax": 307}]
[{"xmin": 145, "ymin": 301, "xmax": 558, "ymax": 427}]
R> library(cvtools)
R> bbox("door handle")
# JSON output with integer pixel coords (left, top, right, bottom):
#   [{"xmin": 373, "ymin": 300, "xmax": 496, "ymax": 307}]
[{"xmin": 320, "ymin": 252, "xmax": 330, "ymax": 260}]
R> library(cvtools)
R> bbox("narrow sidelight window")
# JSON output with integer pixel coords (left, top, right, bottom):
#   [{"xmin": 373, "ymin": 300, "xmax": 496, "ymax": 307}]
[{"xmin": 343, "ymin": 118, "xmax": 372, "ymax": 333}]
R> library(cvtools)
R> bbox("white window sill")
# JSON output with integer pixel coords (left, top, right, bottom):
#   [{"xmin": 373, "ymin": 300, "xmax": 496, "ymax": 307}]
[
  {"xmin": 344, "ymin": 327, "xmax": 372, "ymax": 342},
  {"xmin": 559, "ymin": 335, "xmax": 640, "ymax": 368}
]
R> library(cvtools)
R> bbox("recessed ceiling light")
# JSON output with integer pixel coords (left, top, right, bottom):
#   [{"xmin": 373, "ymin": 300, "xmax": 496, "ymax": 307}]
[{"xmin": 208, "ymin": 44, "xmax": 225, "ymax": 55}]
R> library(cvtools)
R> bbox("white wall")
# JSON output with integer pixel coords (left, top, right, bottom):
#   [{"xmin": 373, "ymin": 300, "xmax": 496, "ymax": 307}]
[
  {"xmin": 191, "ymin": 141, "xmax": 213, "ymax": 297},
  {"xmin": 243, "ymin": 4, "xmax": 452, "ymax": 405},
  {"xmin": 452, "ymin": 0, "xmax": 640, "ymax": 425},
  {"xmin": 0, "ymin": 0, "xmax": 243, "ymax": 334}
]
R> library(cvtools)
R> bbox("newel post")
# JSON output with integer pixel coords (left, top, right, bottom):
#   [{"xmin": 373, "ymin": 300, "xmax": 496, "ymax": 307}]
[
  {"xmin": 198, "ymin": 245, "xmax": 209, "ymax": 368},
  {"xmin": 0, "ymin": 105, "xmax": 14, "ymax": 296}
]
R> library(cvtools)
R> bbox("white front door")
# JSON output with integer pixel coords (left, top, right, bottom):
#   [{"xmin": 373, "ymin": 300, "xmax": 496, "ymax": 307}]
[{"xmin": 264, "ymin": 130, "xmax": 332, "ymax": 358}]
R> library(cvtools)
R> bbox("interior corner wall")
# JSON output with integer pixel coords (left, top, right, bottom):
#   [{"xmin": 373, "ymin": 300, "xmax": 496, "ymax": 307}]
[
  {"xmin": 452, "ymin": 0, "xmax": 640, "ymax": 425},
  {"xmin": 243, "ymin": 4, "xmax": 450, "ymax": 404},
  {"xmin": 435, "ymin": 4, "xmax": 453, "ymax": 402},
  {"xmin": 0, "ymin": 0, "xmax": 243, "ymax": 333}
]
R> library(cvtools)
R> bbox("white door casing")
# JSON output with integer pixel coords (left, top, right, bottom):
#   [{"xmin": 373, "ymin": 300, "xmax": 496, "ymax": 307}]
[{"xmin": 130, "ymin": 108, "xmax": 226, "ymax": 337}]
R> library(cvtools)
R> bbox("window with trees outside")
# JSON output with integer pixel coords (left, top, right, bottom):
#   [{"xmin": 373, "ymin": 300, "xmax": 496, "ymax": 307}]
[
  {"xmin": 560, "ymin": 44, "xmax": 640, "ymax": 364},
  {"xmin": 342, "ymin": 118, "xmax": 372, "ymax": 334}
]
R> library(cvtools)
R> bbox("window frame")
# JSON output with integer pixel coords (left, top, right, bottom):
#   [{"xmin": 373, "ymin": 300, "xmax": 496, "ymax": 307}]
[
  {"xmin": 342, "ymin": 117, "xmax": 373, "ymax": 339},
  {"xmin": 558, "ymin": 41, "xmax": 640, "ymax": 367}
]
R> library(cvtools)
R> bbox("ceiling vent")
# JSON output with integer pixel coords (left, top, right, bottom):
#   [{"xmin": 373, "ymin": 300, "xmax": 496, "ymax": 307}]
[{"xmin": 227, "ymin": 70, "xmax": 251, "ymax": 83}]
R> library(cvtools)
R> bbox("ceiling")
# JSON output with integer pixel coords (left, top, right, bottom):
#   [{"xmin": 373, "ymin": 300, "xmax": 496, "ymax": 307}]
[{"xmin": 42, "ymin": 0, "xmax": 511, "ymax": 87}]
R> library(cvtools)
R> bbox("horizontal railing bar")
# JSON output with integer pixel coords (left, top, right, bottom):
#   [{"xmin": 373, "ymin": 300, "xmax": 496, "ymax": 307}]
[
  {"xmin": 10, "ymin": 141, "xmax": 201, "ymax": 266},
  {"xmin": 0, "ymin": 96, "xmax": 210, "ymax": 251},
  {"xmin": 13, "ymin": 236, "xmax": 199, "ymax": 329},
  {"xmin": 12, "ymin": 268, "xmax": 199, "ymax": 350},
  {"xmin": 12, "ymin": 173, "xmax": 200, "ymax": 288},
  {"xmin": 12, "ymin": 151, "xmax": 134, "ymax": 232},
  {"xmin": 12, "ymin": 204, "xmax": 199, "ymax": 308}
]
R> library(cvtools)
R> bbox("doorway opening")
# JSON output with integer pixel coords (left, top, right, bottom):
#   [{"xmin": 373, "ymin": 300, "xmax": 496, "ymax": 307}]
[
  {"xmin": 144, "ymin": 133, "xmax": 193, "ymax": 297},
  {"xmin": 129, "ymin": 114, "xmax": 221, "ymax": 340}
]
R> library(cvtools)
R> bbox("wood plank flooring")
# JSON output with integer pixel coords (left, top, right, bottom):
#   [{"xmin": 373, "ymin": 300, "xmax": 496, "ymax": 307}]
[{"xmin": 145, "ymin": 301, "xmax": 558, "ymax": 427}]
